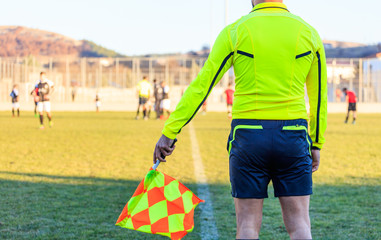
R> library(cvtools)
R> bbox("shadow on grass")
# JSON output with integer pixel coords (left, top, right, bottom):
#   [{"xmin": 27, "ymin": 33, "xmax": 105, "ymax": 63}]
[
  {"xmin": 0, "ymin": 172, "xmax": 380, "ymax": 240},
  {"xmin": 0, "ymin": 172, "xmax": 203, "ymax": 240}
]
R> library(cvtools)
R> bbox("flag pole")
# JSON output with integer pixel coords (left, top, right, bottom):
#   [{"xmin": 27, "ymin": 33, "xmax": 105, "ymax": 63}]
[{"xmin": 152, "ymin": 139, "xmax": 177, "ymax": 170}]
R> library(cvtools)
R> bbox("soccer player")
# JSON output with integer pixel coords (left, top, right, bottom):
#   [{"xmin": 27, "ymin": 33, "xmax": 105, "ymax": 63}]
[
  {"xmin": 160, "ymin": 81, "xmax": 171, "ymax": 119},
  {"xmin": 10, "ymin": 84, "xmax": 20, "ymax": 117},
  {"xmin": 35, "ymin": 72, "xmax": 54, "ymax": 129},
  {"xmin": 153, "ymin": 1, "xmax": 327, "ymax": 239},
  {"xmin": 30, "ymin": 87, "xmax": 39, "ymax": 117},
  {"xmin": 224, "ymin": 82, "xmax": 235, "ymax": 118},
  {"xmin": 136, "ymin": 76, "xmax": 152, "ymax": 120},
  {"xmin": 95, "ymin": 93, "xmax": 101, "ymax": 112},
  {"xmin": 342, "ymin": 88, "xmax": 357, "ymax": 124}
]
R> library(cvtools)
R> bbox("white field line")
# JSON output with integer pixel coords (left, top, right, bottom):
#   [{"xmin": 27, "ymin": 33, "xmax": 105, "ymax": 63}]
[{"xmin": 189, "ymin": 122, "xmax": 219, "ymax": 239}]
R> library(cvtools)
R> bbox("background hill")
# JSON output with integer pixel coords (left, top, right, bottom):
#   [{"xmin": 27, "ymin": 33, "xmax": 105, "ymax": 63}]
[{"xmin": 0, "ymin": 26, "xmax": 125, "ymax": 58}]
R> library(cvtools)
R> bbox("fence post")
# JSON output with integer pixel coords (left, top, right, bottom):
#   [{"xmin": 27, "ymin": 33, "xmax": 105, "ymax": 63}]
[
  {"xmin": 49, "ymin": 58, "xmax": 53, "ymax": 77},
  {"xmin": 33, "ymin": 56, "xmax": 36, "ymax": 78},
  {"xmin": 165, "ymin": 58, "xmax": 169, "ymax": 84},
  {"xmin": 149, "ymin": 58, "xmax": 153, "ymax": 82},
  {"xmin": 24, "ymin": 57, "xmax": 28, "ymax": 83},
  {"xmin": 66, "ymin": 57, "xmax": 70, "ymax": 102},
  {"xmin": 359, "ymin": 58, "xmax": 363, "ymax": 103},
  {"xmin": 99, "ymin": 59, "xmax": 102, "ymax": 89},
  {"xmin": 367, "ymin": 60, "xmax": 372, "ymax": 102},
  {"xmin": 116, "ymin": 58, "xmax": 120, "ymax": 87}
]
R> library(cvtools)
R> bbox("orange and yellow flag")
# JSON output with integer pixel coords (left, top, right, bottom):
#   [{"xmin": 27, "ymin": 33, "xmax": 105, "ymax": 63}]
[{"xmin": 116, "ymin": 168, "xmax": 204, "ymax": 240}]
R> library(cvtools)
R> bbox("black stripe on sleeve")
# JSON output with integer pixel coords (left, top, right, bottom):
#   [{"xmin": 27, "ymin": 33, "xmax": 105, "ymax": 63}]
[
  {"xmin": 296, "ymin": 51, "xmax": 312, "ymax": 59},
  {"xmin": 316, "ymin": 51, "xmax": 322, "ymax": 143},
  {"xmin": 237, "ymin": 50, "xmax": 254, "ymax": 58},
  {"xmin": 177, "ymin": 52, "xmax": 234, "ymax": 133}
]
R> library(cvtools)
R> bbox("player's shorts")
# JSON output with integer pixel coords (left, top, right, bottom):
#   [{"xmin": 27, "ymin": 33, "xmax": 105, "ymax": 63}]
[
  {"xmin": 38, "ymin": 101, "xmax": 51, "ymax": 113},
  {"xmin": 348, "ymin": 102, "xmax": 357, "ymax": 111},
  {"xmin": 96, "ymin": 101, "xmax": 101, "ymax": 107},
  {"xmin": 228, "ymin": 119, "xmax": 313, "ymax": 198},
  {"xmin": 12, "ymin": 102, "xmax": 20, "ymax": 109},
  {"xmin": 139, "ymin": 97, "xmax": 148, "ymax": 105},
  {"xmin": 161, "ymin": 99, "xmax": 171, "ymax": 110}
]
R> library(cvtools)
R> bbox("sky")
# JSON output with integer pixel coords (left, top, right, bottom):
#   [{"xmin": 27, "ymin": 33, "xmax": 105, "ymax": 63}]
[{"xmin": 1, "ymin": 0, "xmax": 380, "ymax": 56}]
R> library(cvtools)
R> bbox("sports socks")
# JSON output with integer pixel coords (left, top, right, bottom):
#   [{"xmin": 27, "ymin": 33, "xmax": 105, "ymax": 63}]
[
  {"xmin": 39, "ymin": 115, "xmax": 44, "ymax": 125},
  {"xmin": 136, "ymin": 107, "xmax": 140, "ymax": 117}
]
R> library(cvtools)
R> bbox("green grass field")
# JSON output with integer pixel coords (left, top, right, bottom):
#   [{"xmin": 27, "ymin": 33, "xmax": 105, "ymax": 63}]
[{"xmin": 0, "ymin": 111, "xmax": 380, "ymax": 239}]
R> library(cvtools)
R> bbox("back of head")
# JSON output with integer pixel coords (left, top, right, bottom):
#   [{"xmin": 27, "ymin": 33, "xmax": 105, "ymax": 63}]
[{"xmin": 40, "ymin": 72, "xmax": 47, "ymax": 81}]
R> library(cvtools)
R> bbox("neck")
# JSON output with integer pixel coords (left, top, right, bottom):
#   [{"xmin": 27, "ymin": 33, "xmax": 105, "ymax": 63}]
[{"xmin": 254, "ymin": 0, "xmax": 283, "ymax": 6}]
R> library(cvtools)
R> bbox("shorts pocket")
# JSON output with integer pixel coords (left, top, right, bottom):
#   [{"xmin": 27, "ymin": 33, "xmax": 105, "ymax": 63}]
[
  {"xmin": 282, "ymin": 125, "xmax": 311, "ymax": 156},
  {"xmin": 228, "ymin": 125, "xmax": 263, "ymax": 154}
]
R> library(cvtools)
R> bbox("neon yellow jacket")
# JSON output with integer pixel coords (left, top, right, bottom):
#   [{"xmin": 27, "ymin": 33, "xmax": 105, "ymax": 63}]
[
  {"xmin": 162, "ymin": 2, "xmax": 328, "ymax": 149},
  {"xmin": 137, "ymin": 80, "xmax": 151, "ymax": 98}
]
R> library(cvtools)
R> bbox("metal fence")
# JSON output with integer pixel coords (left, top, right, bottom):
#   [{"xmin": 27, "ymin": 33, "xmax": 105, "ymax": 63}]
[{"xmin": 0, "ymin": 56, "xmax": 380, "ymax": 103}]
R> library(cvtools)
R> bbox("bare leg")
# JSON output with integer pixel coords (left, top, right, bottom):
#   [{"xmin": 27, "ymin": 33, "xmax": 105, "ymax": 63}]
[
  {"xmin": 143, "ymin": 104, "xmax": 147, "ymax": 119},
  {"xmin": 279, "ymin": 196, "xmax": 312, "ymax": 240},
  {"xmin": 136, "ymin": 104, "xmax": 141, "ymax": 119},
  {"xmin": 47, "ymin": 112, "xmax": 52, "ymax": 122},
  {"xmin": 345, "ymin": 110, "xmax": 350, "ymax": 123},
  {"xmin": 234, "ymin": 198, "xmax": 263, "ymax": 239},
  {"xmin": 39, "ymin": 113, "xmax": 44, "ymax": 125}
]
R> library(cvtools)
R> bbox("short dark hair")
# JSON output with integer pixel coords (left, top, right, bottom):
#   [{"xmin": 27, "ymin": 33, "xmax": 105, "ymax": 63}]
[
  {"xmin": 40, "ymin": 72, "xmax": 46, "ymax": 76},
  {"xmin": 342, "ymin": 88, "xmax": 347, "ymax": 92}
]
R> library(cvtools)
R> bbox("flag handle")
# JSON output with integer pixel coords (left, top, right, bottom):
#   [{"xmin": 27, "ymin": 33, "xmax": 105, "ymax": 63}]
[{"xmin": 153, "ymin": 139, "xmax": 177, "ymax": 170}]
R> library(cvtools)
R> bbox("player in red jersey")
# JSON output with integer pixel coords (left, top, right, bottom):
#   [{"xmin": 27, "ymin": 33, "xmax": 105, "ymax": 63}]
[
  {"xmin": 224, "ymin": 82, "xmax": 235, "ymax": 118},
  {"xmin": 342, "ymin": 88, "xmax": 357, "ymax": 124}
]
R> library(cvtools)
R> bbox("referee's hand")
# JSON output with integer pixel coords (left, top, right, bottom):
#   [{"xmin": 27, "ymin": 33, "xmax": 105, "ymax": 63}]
[
  {"xmin": 311, "ymin": 149, "xmax": 320, "ymax": 173},
  {"xmin": 153, "ymin": 135, "xmax": 176, "ymax": 164}
]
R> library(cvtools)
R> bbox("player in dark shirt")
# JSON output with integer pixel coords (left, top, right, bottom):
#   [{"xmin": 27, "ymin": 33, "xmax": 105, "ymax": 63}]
[
  {"xmin": 342, "ymin": 88, "xmax": 357, "ymax": 124},
  {"xmin": 10, "ymin": 84, "xmax": 20, "ymax": 117},
  {"xmin": 35, "ymin": 72, "xmax": 54, "ymax": 129}
]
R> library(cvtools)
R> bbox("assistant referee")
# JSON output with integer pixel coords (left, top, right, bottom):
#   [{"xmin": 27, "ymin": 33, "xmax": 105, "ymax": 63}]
[{"xmin": 154, "ymin": 0, "xmax": 327, "ymax": 239}]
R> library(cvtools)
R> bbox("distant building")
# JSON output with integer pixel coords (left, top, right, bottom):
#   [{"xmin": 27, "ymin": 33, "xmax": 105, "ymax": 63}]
[{"xmin": 324, "ymin": 42, "xmax": 381, "ymax": 59}]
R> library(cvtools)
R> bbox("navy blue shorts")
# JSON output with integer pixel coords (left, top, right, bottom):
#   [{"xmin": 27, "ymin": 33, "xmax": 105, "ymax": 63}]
[
  {"xmin": 228, "ymin": 119, "xmax": 313, "ymax": 198},
  {"xmin": 139, "ymin": 97, "xmax": 148, "ymax": 105}
]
